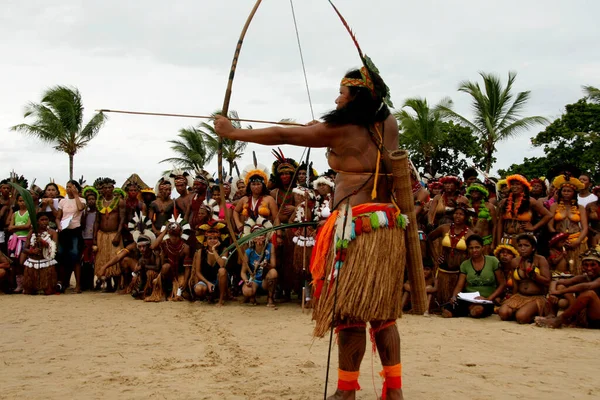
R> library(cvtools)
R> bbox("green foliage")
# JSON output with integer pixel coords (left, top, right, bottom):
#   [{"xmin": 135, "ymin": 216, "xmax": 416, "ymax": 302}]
[
  {"xmin": 160, "ymin": 126, "xmax": 215, "ymax": 172},
  {"xmin": 9, "ymin": 183, "xmax": 37, "ymax": 232},
  {"xmin": 11, "ymin": 85, "xmax": 107, "ymax": 179},
  {"xmin": 497, "ymin": 98, "xmax": 600, "ymax": 182},
  {"xmin": 161, "ymin": 110, "xmax": 249, "ymax": 175},
  {"xmin": 583, "ymin": 85, "xmax": 600, "ymax": 104},
  {"xmin": 204, "ymin": 110, "xmax": 249, "ymax": 176},
  {"xmin": 497, "ymin": 157, "xmax": 552, "ymax": 180},
  {"xmin": 438, "ymin": 72, "xmax": 548, "ymax": 173},
  {"xmin": 399, "ymin": 111, "xmax": 485, "ymax": 177},
  {"xmin": 395, "ymin": 97, "xmax": 449, "ymax": 176}
]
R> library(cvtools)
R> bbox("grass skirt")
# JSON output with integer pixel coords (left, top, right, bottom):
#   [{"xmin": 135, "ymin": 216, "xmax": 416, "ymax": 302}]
[
  {"xmin": 23, "ymin": 259, "xmax": 57, "ymax": 294},
  {"xmin": 312, "ymin": 226, "xmax": 406, "ymax": 338},
  {"xmin": 436, "ymin": 268, "xmax": 460, "ymax": 307},
  {"xmin": 94, "ymin": 231, "xmax": 123, "ymax": 278},
  {"xmin": 502, "ymin": 293, "xmax": 547, "ymax": 315},
  {"xmin": 566, "ymin": 240, "xmax": 588, "ymax": 275}
]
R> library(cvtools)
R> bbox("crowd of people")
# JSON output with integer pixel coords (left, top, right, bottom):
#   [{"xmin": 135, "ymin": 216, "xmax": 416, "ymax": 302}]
[{"xmin": 0, "ymin": 161, "xmax": 598, "ymax": 330}]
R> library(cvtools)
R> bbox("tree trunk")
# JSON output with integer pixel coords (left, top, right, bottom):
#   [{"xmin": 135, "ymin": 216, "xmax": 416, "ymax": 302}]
[
  {"xmin": 69, "ymin": 153, "xmax": 74, "ymax": 180},
  {"xmin": 228, "ymin": 161, "xmax": 233, "ymax": 177}
]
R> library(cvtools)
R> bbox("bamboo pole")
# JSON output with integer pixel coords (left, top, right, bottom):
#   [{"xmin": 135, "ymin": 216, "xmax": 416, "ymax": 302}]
[{"xmin": 389, "ymin": 149, "xmax": 428, "ymax": 314}]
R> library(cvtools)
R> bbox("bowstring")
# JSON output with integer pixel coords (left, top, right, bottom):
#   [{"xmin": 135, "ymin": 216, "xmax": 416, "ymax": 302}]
[
  {"xmin": 289, "ymin": 2, "xmax": 340, "ymax": 396},
  {"xmin": 271, "ymin": 0, "xmax": 315, "ymax": 224},
  {"xmin": 289, "ymin": 0, "xmax": 315, "ymax": 121}
]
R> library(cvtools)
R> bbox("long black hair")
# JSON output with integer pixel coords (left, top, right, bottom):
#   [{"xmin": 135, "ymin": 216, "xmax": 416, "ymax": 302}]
[
  {"xmin": 501, "ymin": 186, "xmax": 531, "ymax": 216},
  {"xmin": 322, "ymin": 69, "xmax": 390, "ymax": 127},
  {"xmin": 245, "ymin": 178, "xmax": 270, "ymax": 196},
  {"xmin": 67, "ymin": 179, "xmax": 82, "ymax": 194}
]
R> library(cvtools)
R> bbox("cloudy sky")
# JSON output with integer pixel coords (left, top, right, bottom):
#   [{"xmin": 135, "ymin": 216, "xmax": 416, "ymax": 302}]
[{"xmin": 1, "ymin": 0, "xmax": 598, "ymax": 188}]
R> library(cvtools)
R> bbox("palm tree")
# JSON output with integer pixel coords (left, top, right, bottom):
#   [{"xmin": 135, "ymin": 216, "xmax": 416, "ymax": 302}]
[
  {"xmin": 11, "ymin": 85, "xmax": 107, "ymax": 179},
  {"xmin": 160, "ymin": 126, "xmax": 215, "ymax": 171},
  {"xmin": 395, "ymin": 97, "xmax": 451, "ymax": 176},
  {"xmin": 203, "ymin": 110, "xmax": 249, "ymax": 176},
  {"xmin": 583, "ymin": 85, "xmax": 600, "ymax": 104},
  {"xmin": 438, "ymin": 71, "xmax": 549, "ymax": 173}
]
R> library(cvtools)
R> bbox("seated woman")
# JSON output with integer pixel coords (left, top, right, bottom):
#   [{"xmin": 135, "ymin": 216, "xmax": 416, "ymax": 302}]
[
  {"xmin": 22, "ymin": 213, "xmax": 58, "ymax": 295},
  {"xmin": 498, "ymin": 234, "xmax": 551, "ymax": 324},
  {"xmin": 0, "ymin": 250, "xmax": 11, "ymax": 291},
  {"xmin": 240, "ymin": 218, "xmax": 278, "ymax": 307},
  {"xmin": 443, "ymin": 235, "xmax": 505, "ymax": 318},
  {"xmin": 427, "ymin": 205, "xmax": 474, "ymax": 306},
  {"xmin": 192, "ymin": 222, "xmax": 229, "ymax": 306},
  {"xmin": 536, "ymin": 248, "xmax": 600, "ymax": 329},
  {"xmin": 547, "ymin": 232, "xmax": 570, "ymax": 275},
  {"xmin": 402, "ymin": 260, "xmax": 437, "ymax": 314},
  {"xmin": 494, "ymin": 244, "xmax": 519, "ymax": 302}
]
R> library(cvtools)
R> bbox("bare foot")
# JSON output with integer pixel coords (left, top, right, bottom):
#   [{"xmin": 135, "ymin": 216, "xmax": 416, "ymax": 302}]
[
  {"xmin": 266, "ymin": 301, "xmax": 278, "ymax": 310},
  {"xmin": 535, "ymin": 316, "xmax": 563, "ymax": 329},
  {"xmin": 75, "ymin": 286, "xmax": 82, "ymax": 294},
  {"xmin": 216, "ymin": 301, "xmax": 224, "ymax": 307},
  {"xmin": 441, "ymin": 308, "xmax": 453, "ymax": 318},
  {"xmin": 327, "ymin": 390, "xmax": 355, "ymax": 400}
]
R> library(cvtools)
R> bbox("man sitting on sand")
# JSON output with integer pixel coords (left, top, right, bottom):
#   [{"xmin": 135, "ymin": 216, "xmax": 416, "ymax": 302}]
[
  {"xmin": 97, "ymin": 212, "xmax": 160, "ymax": 299},
  {"xmin": 536, "ymin": 248, "xmax": 600, "ymax": 329}
]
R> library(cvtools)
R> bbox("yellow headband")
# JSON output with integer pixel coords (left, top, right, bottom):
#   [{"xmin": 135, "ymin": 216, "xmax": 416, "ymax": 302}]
[{"xmin": 340, "ymin": 67, "xmax": 375, "ymax": 98}]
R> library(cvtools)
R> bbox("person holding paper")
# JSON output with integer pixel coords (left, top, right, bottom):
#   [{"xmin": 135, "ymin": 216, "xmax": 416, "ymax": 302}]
[
  {"xmin": 443, "ymin": 235, "xmax": 505, "ymax": 318},
  {"xmin": 38, "ymin": 183, "xmax": 61, "ymax": 230},
  {"xmin": 56, "ymin": 180, "xmax": 86, "ymax": 293}
]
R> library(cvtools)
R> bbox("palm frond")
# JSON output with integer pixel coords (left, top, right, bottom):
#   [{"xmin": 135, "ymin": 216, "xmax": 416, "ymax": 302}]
[
  {"xmin": 496, "ymin": 116, "xmax": 549, "ymax": 141},
  {"xmin": 79, "ymin": 111, "xmax": 107, "ymax": 142},
  {"xmin": 583, "ymin": 85, "xmax": 600, "ymax": 103}
]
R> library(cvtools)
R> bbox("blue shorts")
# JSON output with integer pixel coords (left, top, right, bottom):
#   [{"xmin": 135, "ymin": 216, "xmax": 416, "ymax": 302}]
[{"xmin": 195, "ymin": 279, "xmax": 219, "ymax": 288}]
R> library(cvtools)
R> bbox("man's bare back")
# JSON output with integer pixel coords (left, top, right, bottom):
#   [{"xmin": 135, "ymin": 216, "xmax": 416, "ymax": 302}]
[{"xmin": 328, "ymin": 115, "xmax": 398, "ymax": 208}]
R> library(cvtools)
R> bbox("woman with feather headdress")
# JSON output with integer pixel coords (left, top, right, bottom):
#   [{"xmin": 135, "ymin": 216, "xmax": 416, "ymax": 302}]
[{"xmin": 215, "ymin": 51, "xmax": 407, "ymax": 397}]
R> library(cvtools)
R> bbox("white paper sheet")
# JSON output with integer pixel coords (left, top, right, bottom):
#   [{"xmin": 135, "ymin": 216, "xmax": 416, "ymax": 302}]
[
  {"xmin": 60, "ymin": 216, "xmax": 73, "ymax": 230},
  {"xmin": 45, "ymin": 198, "xmax": 59, "ymax": 212},
  {"xmin": 457, "ymin": 291, "xmax": 493, "ymax": 304}
]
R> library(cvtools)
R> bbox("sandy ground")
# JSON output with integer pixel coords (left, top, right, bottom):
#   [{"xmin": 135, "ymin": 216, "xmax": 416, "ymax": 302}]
[{"xmin": 0, "ymin": 292, "xmax": 599, "ymax": 400}]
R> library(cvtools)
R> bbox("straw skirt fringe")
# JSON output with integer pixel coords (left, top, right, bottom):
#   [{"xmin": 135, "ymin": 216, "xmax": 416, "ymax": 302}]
[{"xmin": 312, "ymin": 227, "xmax": 406, "ymax": 338}]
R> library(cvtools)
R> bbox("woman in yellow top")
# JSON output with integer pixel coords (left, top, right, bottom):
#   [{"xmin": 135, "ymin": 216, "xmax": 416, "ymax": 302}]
[
  {"xmin": 428, "ymin": 205, "xmax": 474, "ymax": 306},
  {"xmin": 495, "ymin": 174, "xmax": 552, "ymax": 248},
  {"xmin": 548, "ymin": 174, "xmax": 588, "ymax": 275},
  {"xmin": 233, "ymin": 167, "xmax": 279, "ymax": 233},
  {"xmin": 498, "ymin": 234, "xmax": 551, "ymax": 324}
]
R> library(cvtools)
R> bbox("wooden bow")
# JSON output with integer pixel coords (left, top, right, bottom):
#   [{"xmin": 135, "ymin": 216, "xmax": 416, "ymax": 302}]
[{"xmin": 218, "ymin": 0, "xmax": 264, "ymax": 260}]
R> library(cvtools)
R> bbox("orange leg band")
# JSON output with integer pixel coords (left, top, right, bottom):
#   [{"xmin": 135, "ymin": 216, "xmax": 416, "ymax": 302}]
[
  {"xmin": 380, "ymin": 364, "xmax": 402, "ymax": 399},
  {"xmin": 338, "ymin": 369, "xmax": 361, "ymax": 391}
]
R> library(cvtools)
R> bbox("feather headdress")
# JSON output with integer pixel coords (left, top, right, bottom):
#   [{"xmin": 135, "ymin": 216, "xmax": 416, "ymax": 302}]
[
  {"xmin": 328, "ymin": 1, "xmax": 393, "ymax": 108},
  {"xmin": 160, "ymin": 215, "xmax": 192, "ymax": 241},
  {"xmin": 128, "ymin": 211, "xmax": 156, "ymax": 244},
  {"xmin": 169, "ymin": 168, "xmax": 194, "ymax": 189},
  {"xmin": 271, "ymin": 147, "xmax": 298, "ymax": 175},
  {"xmin": 154, "ymin": 176, "xmax": 174, "ymax": 195}
]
